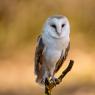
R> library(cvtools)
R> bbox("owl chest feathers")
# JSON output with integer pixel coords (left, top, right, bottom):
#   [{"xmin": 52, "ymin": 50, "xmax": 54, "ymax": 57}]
[{"xmin": 42, "ymin": 34, "xmax": 69, "ymax": 65}]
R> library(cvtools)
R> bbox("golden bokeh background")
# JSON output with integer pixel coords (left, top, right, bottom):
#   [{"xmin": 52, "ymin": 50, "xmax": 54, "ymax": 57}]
[{"xmin": 0, "ymin": 0, "xmax": 95, "ymax": 95}]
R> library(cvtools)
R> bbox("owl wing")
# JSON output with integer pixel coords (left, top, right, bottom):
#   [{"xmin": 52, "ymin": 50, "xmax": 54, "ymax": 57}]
[
  {"xmin": 34, "ymin": 35, "xmax": 45, "ymax": 76},
  {"xmin": 54, "ymin": 42, "xmax": 70, "ymax": 74}
]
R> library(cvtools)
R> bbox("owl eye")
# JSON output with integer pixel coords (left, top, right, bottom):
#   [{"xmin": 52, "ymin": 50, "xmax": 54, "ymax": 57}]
[
  {"xmin": 51, "ymin": 24, "xmax": 56, "ymax": 29},
  {"xmin": 62, "ymin": 24, "xmax": 65, "ymax": 28}
]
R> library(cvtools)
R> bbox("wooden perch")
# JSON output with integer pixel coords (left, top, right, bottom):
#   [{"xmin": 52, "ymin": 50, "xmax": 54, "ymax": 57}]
[{"xmin": 45, "ymin": 60, "xmax": 74, "ymax": 95}]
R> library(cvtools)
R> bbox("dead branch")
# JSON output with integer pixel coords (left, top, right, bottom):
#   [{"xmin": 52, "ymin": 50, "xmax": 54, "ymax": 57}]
[{"xmin": 45, "ymin": 60, "xmax": 74, "ymax": 95}]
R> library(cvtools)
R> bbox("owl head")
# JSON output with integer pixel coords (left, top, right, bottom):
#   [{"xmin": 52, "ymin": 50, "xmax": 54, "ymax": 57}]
[{"xmin": 42, "ymin": 15, "xmax": 70, "ymax": 39}]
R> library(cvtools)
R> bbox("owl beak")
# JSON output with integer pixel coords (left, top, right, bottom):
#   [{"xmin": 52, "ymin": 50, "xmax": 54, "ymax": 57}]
[
  {"xmin": 56, "ymin": 30, "xmax": 62, "ymax": 36},
  {"xmin": 56, "ymin": 27, "xmax": 62, "ymax": 36},
  {"xmin": 57, "ymin": 32, "xmax": 61, "ymax": 36}
]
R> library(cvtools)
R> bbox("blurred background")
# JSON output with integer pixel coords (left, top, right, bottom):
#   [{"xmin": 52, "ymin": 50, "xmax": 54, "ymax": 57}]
[{"xmin": 0, "ymin": 0, "xmax": 95, "ymax": 95}]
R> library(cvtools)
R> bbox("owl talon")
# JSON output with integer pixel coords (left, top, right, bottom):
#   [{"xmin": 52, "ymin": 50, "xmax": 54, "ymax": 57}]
[
  {"xmin": 51, "ymin": 77, "xmax": 58, "ymax": 85},
  {"xmin": 41, "ymin": 77, "xmax": 49, "ymax": 85}
]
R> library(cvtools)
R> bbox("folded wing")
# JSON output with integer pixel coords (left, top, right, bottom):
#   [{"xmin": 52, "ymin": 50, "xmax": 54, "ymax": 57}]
[{"xmin": 34, "ymin": 35, "xmax": 45, "ymax": 82}]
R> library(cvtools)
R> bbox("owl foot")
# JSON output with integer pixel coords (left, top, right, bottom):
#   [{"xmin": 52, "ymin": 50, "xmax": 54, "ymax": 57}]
[
  {"xmin": 51, "ymin": 77, "xmax": 60, "ymax": 85},
  {"xmin": 41, "ymin": 77, "xmax": 49, "ymax": 85}
]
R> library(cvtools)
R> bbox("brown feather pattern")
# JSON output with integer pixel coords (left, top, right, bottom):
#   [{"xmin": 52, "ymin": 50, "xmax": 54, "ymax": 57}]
[{"xmin": 35, "ymin": 35, "xmax": 44, "ymax": 82}]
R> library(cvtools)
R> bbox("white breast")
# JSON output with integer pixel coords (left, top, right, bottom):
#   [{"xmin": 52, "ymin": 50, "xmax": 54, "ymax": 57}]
[{"xmin": 42, "ymin": 33, "xmax": 69, "ymax": 66}]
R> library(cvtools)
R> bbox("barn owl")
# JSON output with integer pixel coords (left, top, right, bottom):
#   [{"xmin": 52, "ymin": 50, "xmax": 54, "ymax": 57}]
[{"xmin": 34, "ymin": 15, "xmax": 70, "ymax": 85}]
